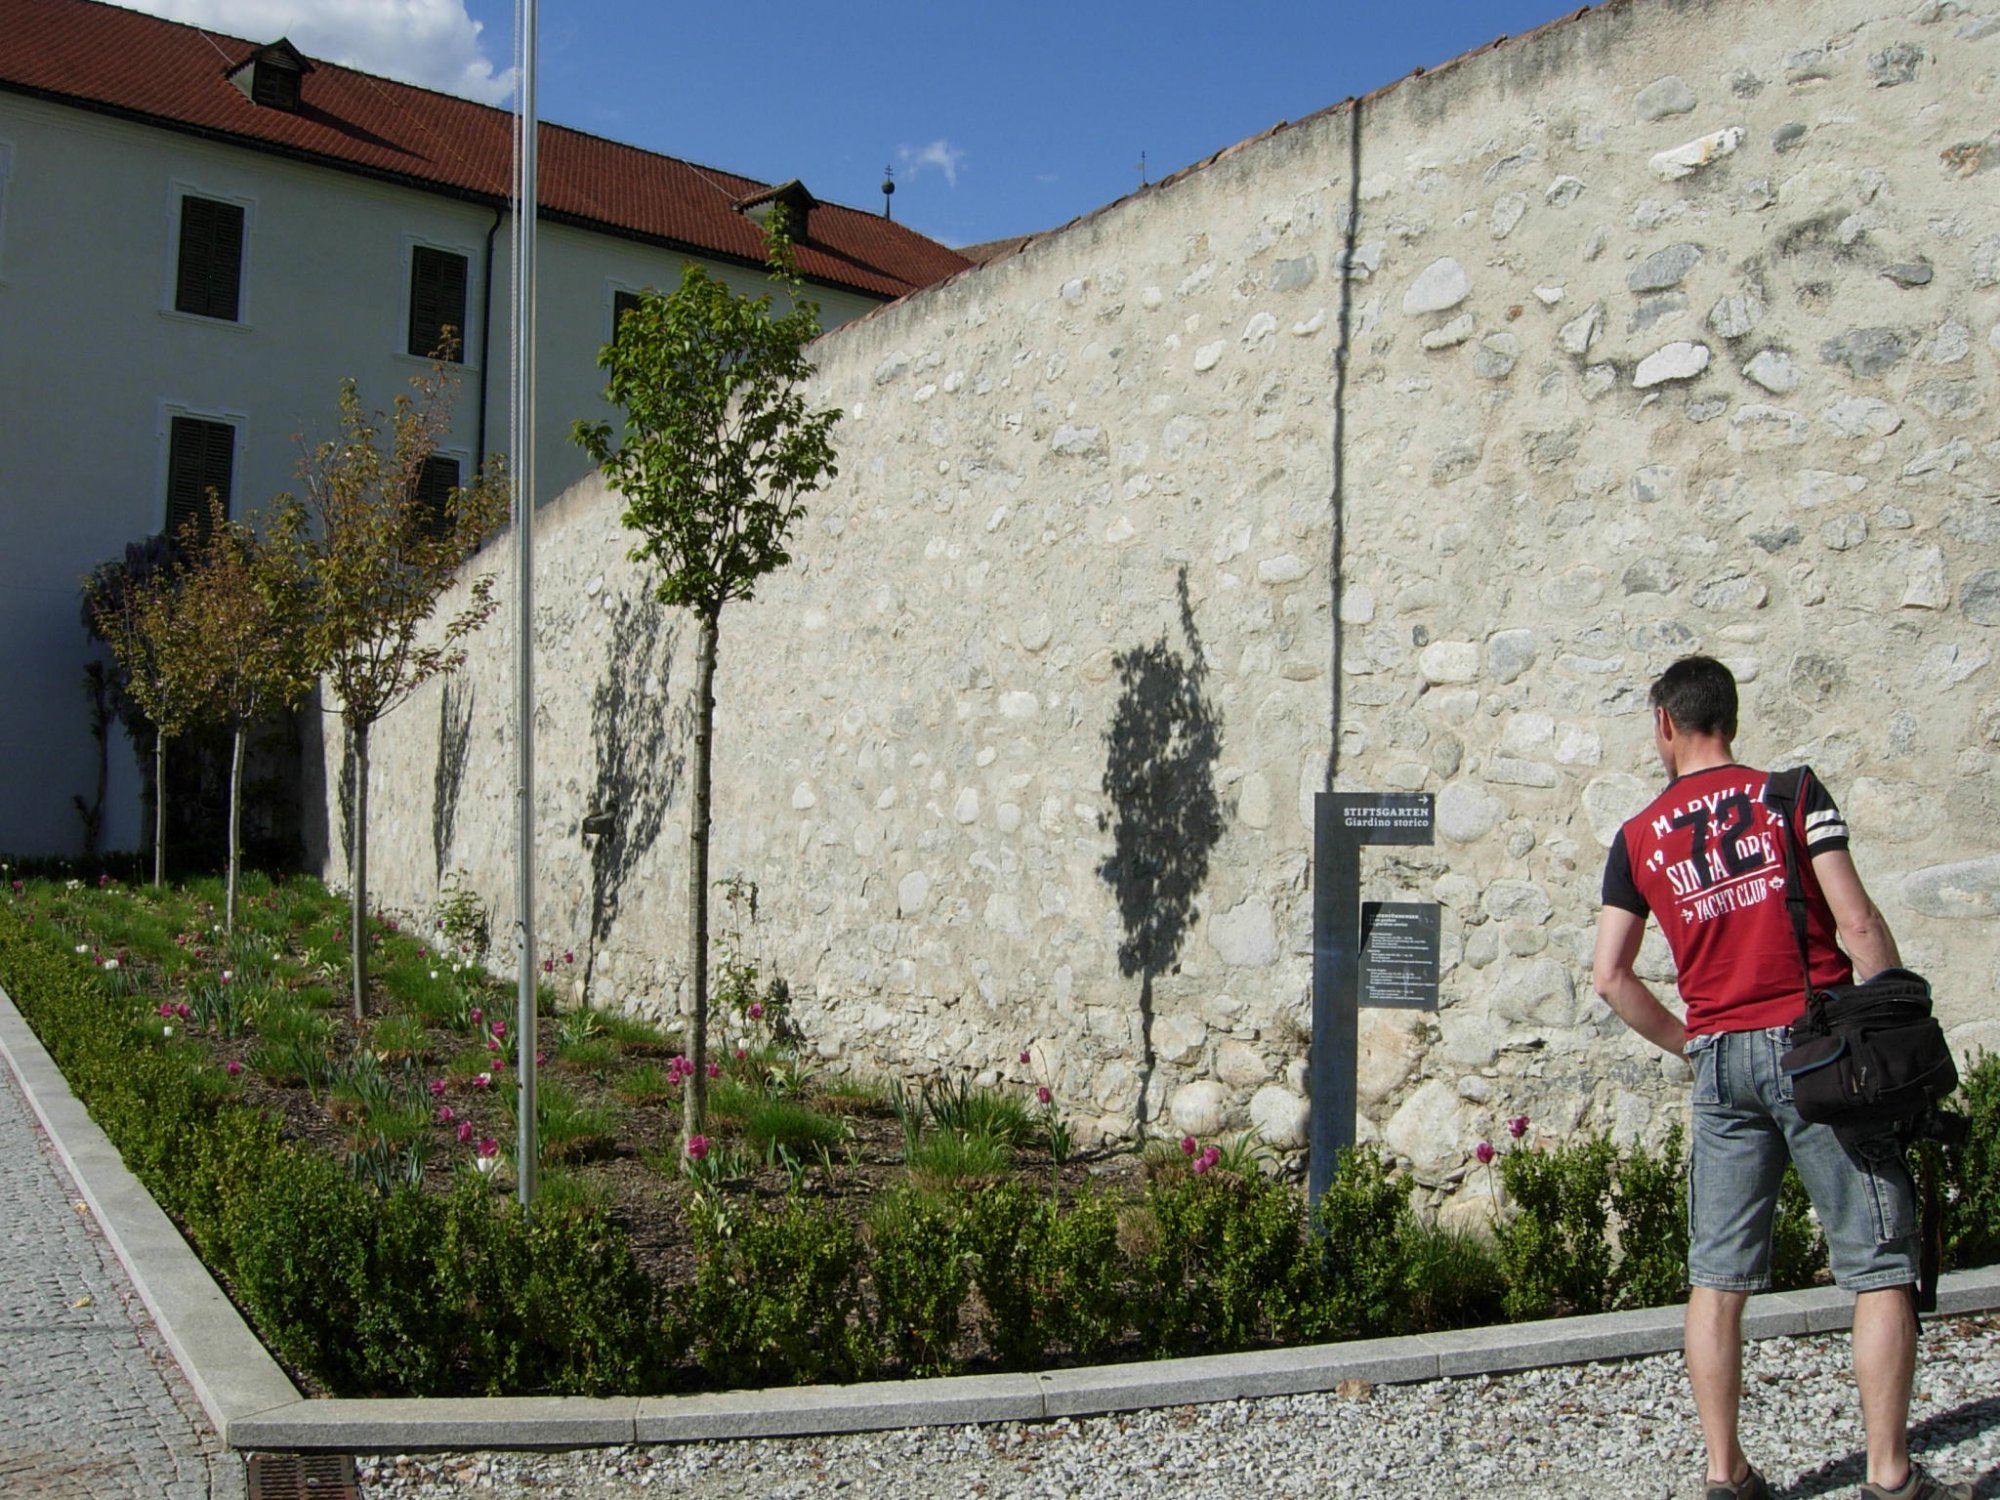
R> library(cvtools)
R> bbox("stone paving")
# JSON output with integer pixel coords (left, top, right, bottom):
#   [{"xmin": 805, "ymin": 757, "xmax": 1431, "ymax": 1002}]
[{"xmin": 0, "ymin": 1059, "xmax": 243, "ymax": 1499}]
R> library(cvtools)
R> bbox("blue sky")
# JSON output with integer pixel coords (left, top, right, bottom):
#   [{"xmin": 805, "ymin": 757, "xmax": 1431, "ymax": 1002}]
[{"xmin": 125, "ymin": 0, "xmax": 1593, "ymax": 248}]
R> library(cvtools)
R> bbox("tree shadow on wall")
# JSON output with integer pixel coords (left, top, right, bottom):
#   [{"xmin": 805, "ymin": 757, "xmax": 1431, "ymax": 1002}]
[
  {"xmin": 432, "ymin": 677, "xmax": 474, "ymax": 884},
  {"xmin": 580, "ymin": 596, "xmax": 685, "ymax": 1008},
  {"xmin": 1097, "ymin": 567, "xmax": 1225, "ymax": 1138}
]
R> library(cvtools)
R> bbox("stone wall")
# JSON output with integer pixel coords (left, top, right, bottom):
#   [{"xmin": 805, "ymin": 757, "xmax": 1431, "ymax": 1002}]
[{"xmin": 321, "ymin": 0, "xmax": 2000, "ymax": 1212}]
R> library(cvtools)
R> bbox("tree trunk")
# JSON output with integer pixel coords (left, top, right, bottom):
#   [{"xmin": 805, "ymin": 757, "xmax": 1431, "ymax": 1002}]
[
  {"xmin": 350, "ymin": 720, "xmax": 370, "ymax": 1020},
  {"xmin": 683, "ymin": 609, "xmax": 719, "ymax": 1145},
  {"xmin": 153, "ymin": 735, "xmax": 167, "ymax": 889},
  {"xmin": 225, "ymin": 724, "xmax": 245, "ymax": 934}
]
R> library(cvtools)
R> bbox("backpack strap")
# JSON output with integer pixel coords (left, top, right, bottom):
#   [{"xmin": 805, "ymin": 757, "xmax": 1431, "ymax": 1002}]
[{"xmin": 1763, "ymin": 767, "xmax": 1815, "ymax": 1009}]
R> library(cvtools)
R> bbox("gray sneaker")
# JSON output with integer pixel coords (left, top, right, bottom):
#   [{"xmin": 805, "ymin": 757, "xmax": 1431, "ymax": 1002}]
[
  {"xmin": 1859, "ymin": 1465, "xmax": 1975, "ymax": 1500},
  {"xmin": 1707, "ymin": 1467, "xmax": 1771, "ymax": 1500}
]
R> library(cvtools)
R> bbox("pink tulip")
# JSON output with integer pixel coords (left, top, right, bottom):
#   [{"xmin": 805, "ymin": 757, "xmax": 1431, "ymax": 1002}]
[
  {"xmin": 707, "ymin": 1062, "xmax": 721, "ymax": 1079},
  {"xmin": 1192, "ymin": 1156, "xmax": 1212, "ymax": 1176},
  {"xmin": 468, "ymin": 1008, "xmax": 483, "ymax": 1025},
  {"xmin": 429, "ymin": 1078, "xmax": 447, "ymax": 1097},
  {"xmin": 1476, "ymin": 1141, "xmax": 1497, "ymax": 1165},
  {"xmin": 686, "ymin": 1134, "xmax": 709, "ymax": 1161},
  {"xmin": 1020, "ymin": 1049, "xmax": 1032, "ymax": 1065},
  {"xmin": 477, "ymin": 1137, "xmax": 498, "ymax": 1158},
  {"xmin": 457, "ymin": 1121, "xmax": 473, "ymax": 1144},
  {"xmin": 435, "ymin": 1105, "xmax": 455, "ymax": 1124},
  {"xmin": 1037, "ymin": 1086, "xmax": 1052, "ymax": 1105},
  {"xmin": 748, "ymin": 1001, "xmax": 764, "ymax": 1021},
  {"xmin": 1180, "ymin": 1135, "xmax": 1198, "ymax": 1157},
  {"xmin": 1507, "ymin": 1115, "xmax": 1529, "ymax": 1139},
  {"xmin": 225, "ymin": 1060, "xmax": 243, "ymax": 1078}
]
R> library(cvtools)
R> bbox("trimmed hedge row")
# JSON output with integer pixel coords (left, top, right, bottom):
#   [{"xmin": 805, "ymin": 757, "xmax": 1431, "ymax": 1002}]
[{"xmin": 3, "ymin": 903, "xmax": 1995, "ymax": 1397}]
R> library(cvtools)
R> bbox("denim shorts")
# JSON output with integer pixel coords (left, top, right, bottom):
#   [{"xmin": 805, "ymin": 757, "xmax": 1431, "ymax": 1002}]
[{"xmin": 1685, "ymin": 1027, "xmax": 1918, "ymax": 1293}]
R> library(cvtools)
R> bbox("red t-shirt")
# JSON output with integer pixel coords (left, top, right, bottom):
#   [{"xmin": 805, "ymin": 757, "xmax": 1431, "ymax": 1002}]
[{"xmin": 1601, "ymin": 763, "xmax": 1853, "ymax": 1036}]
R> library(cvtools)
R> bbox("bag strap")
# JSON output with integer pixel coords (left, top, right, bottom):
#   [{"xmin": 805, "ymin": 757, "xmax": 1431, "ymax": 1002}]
[{"xmin": 1764, "ymin": 767, "xmax": 1815, "ymax": 1008}]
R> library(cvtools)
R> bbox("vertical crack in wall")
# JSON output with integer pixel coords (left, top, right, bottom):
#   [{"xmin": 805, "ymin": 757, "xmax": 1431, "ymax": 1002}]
[
  {"xmin": 1325, "ymin": 97, "xmax": 1362, "ymax": 795},
  {"xmin": 1098, "ymin": 567, "xmax": 1224, "ymax": 1136}
]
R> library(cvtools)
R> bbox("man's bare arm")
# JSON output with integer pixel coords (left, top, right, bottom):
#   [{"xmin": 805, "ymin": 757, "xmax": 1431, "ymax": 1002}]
[
  {"xmin": 1591, "ymin": 904, "xmax": 1687, "ymax": 1056},
  {"xmin": 1809, "ymin": 847, "xmax": 1901, "ymax": 980}
]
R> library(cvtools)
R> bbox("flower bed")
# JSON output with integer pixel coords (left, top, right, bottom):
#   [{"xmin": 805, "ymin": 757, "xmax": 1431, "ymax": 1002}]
[{"xmin": 2, "ymin": 870, "xmax": 1994, "ymax": 1399}]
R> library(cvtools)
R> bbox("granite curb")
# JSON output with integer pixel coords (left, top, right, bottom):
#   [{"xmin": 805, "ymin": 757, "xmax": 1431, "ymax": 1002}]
[{"xmin": 6, "ymin": 980, "xmax": 1999, "ymax": 1454}]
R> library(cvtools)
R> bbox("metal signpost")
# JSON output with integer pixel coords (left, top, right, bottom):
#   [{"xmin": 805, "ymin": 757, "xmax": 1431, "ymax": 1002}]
[{"xmin": 1309, "ymin": 792, "xmax": 1438, "ymax": 1205}]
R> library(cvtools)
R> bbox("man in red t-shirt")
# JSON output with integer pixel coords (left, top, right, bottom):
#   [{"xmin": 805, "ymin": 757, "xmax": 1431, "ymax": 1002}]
[{"xmin": 1592, "ymin": 657, "xmax": 1966, "ymax": 1500}]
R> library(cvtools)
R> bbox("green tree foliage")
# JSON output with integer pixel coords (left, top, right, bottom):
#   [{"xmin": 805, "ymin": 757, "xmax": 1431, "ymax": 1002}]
[
  {"xmin": 83, "ymin": 534, "xmax": 209, "ymax": 886},
  {"xmin": 572, "ymin": 226, "xmax": 840, "ymax": 1143},
  {"xmin": 272, "ymin": 360, "xmax": 506, "ymax": 1017},
  {"xmin": 171, "ymin": 496, "xmax": 317, "ymax": 932}
]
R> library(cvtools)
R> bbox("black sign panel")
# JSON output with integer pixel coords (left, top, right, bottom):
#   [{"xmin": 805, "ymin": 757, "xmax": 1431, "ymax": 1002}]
[
  {"xmin": 1360, "ymin": 901, "xmax": 1441, "ymax": 1010},
  {"xmin": 1329, "ymin": 793, "xmax": 1434, "ymax": 846}
]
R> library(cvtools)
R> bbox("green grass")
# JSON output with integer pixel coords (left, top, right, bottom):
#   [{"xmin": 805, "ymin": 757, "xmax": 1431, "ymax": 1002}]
[
  {"xmin": 505, "ymin": 1078, "xmax": 617, "ymax": 1165},
  {"xmin": 743, "ymin": 1096, "xmax": 848, "ymax": 1159},
  {"xmin": 922, "ymin": 1076, "xmax": 1032, "ymax": 1149},
  {"xmin": 905, "ymin": 1128, "xmax": 1012, "ymax": 1187},
  {"xmin": 817, "ymin": 1072, "xmax": 902, "ymax": 1117},
  {"xmin": 557, "ymin": 1035, "xmax": 620, "ymax": 1072},
  {"xmin": 366, "ymin": 1012, "xmax": 430, "ymax": 1062},
  {"xmin": 614, "ymin": 1062, "xmax": 677, "ymax": 1107}
]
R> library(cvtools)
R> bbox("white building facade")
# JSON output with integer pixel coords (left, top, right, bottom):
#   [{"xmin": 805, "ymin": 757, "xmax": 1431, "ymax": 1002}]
[{"xmin": 0, "ymin": 0, "xmax": 965, "ymax": 857}]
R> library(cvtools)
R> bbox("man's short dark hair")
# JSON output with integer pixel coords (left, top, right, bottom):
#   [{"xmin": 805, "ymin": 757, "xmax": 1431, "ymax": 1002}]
[{"xmin": 1650, "ymin": 655, "xmax": 1738, "ymax": 739}]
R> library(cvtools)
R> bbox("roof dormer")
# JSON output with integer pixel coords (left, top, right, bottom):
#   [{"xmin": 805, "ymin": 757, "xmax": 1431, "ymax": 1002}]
[
  {"xmin": 735, "ymin": 180, "xmax": 818, "ymax": 243},
  {"xmin": 224, "ymin": 38, "xmax": 313, "ymax": 112}
]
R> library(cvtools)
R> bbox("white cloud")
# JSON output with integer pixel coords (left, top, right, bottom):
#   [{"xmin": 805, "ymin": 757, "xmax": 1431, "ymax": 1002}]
[
  {"xmin": 897, "ymin": 139, "xmax": 967, "ymax": 190},
  {"xmin": 121, "ymin": 0, "xmax": 515, "ymax": 104}
]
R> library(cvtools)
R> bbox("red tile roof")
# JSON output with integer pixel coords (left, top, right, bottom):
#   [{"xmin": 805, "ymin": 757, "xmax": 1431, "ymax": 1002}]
[{"xmin": 0, "ymin": 0, "xmax": 971, "ymax": 300}]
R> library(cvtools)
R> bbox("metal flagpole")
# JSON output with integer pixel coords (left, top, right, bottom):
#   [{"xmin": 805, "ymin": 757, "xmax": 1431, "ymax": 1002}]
[{"xmin": 511, "ymin": 0, "xmax": 539, "ymax": 1211}]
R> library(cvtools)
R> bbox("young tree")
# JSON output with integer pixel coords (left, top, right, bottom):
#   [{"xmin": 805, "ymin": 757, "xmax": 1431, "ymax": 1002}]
[
  {"xmin": 173, "ymin": 495, "xmax": 316, "ymax": 933},
  {"xmin": 83, "ymin": 535, "xmax": 210, "ymax": 886},
  {"xmin": 275, "ymin": 361, "xmax": 506, "ymax": 1017},
  {"xmin": 572, "ymin": 230, "xmax": 839, "ymax": 1143}
]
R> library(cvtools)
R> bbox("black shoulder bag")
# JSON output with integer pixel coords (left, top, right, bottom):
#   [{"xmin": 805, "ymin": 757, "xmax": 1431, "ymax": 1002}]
[{"xmin": 1766, "ymin": 767, "xmax": 1964, "ymax": 1311}]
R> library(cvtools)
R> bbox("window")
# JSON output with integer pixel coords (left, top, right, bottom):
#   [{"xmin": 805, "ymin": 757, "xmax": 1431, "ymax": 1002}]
[
  {"xmin": 612, "ymin": 288, "xmax": 644, "ymax": 341},
  {"xmin": 251, "ymin": 61, "xmax": 301, "ymax": 111},
  {"xmin": 408, "ymin": 246, "xmax": 468, "ymax": 360},
  {"xmin": 174, "ymin": 195, "xmax": 245, "ymax": 321},
  {"xmin": 411, "ymin": 454, "xmax": 461, "ymax": 540},
  {"xmin": 165, "ymin": 416, "xmax": 235, "ymax": 537}
]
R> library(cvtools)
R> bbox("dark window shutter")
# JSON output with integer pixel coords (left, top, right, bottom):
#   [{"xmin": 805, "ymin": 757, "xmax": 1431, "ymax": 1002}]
[
  {"xmin": 166, "ymin": 417, "xmax": 235, "ymax": 538},
  {"xmin": 612, "ymin": 289, "xmax": 642, "ymax": 341},
  {"xmin": 251, "ymin": 64, "xmax": 300, "ymax": 110},
  {"xmin": 413, "ymin": 455, "xmax": 461, "ymax": 540},
  {"xmin": 409, "ymin": 247, "xmax": 468, "ymax": 360},
  {"xmin": 175, "ymin": 197, "xmax": 244, "ymax": 320}
]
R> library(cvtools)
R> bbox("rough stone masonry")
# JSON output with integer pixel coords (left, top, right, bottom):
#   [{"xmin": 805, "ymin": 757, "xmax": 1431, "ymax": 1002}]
[{"xmin": 321, "ymin": 0, "xmax": 2000, "ymax": 1224}]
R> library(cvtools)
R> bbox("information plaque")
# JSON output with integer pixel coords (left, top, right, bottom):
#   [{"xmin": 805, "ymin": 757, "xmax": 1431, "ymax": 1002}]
[{"xmin": 1359, "ymin": 901, "xmax": 1441, "ymax": 1010}]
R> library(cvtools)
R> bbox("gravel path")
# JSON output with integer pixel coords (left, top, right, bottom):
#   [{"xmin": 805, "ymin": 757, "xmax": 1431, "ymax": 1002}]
[
  {"xmin": 358, "ymin": 1316, "xmax": 1999, "ymax": 1500},
  {"xmin": 0, "ymin": 1058, "xmax": 242, "ymax": 1500}
]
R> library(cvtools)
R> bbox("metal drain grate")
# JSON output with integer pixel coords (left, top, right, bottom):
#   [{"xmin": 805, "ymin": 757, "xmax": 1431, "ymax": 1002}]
[{"xmin": 245, "ymin": 1452, "xmax": 361, "ymax": 1500}]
